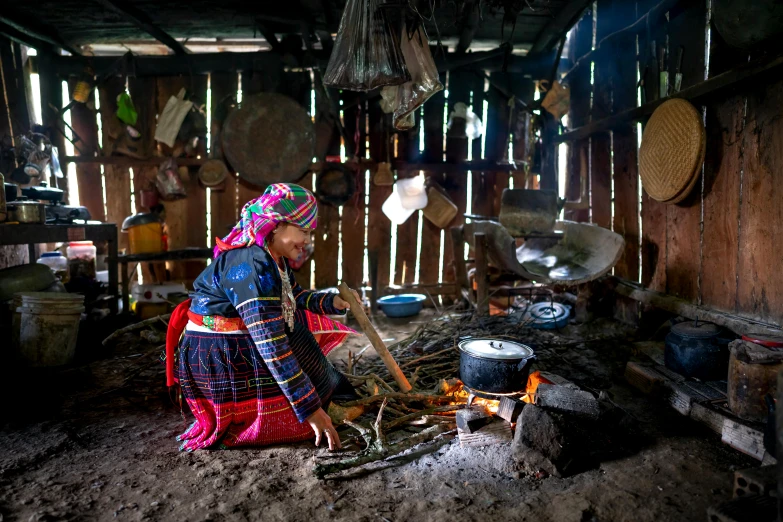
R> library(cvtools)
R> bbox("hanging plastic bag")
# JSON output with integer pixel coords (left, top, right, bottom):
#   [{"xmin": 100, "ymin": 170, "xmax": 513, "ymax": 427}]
[
  {"xmin": 382, "ymin": 176, "xmax": 428, "ymax": 225},
  {"xmin": 448, "ymin": 102, "xmax": 483, "ymax": 140},
  {"xmin": 379, "ymin": 86, "xmax": 397, "ymax": 114},
  {"xmin": 155, "ymin": 158, "xmax": 187, "ymax": 201},
  {"xmin": 154, "ymin": 89, "xmax": 193, "ymax": 147},
  {"xmin": 116, "ymin": 92, "xmax": 138, "ymax": 126},
  {"xmin": 387, "ymin": 22, "xmax": 443, "ymax": 130},
  {"xmin": 323, "ymin": 0, "xmax": 410, "ymax": 91}
]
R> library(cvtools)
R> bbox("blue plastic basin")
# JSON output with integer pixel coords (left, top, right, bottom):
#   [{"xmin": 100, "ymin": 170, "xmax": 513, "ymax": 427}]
[{"xmin": 377, "ymin": 294, "xmax": 426, "ymax": 318}]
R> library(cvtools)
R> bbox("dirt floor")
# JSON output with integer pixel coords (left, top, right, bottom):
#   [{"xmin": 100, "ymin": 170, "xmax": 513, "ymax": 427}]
[{"xmin": 0, "ymin": 309, "xmax": 756, "ymax": 522}]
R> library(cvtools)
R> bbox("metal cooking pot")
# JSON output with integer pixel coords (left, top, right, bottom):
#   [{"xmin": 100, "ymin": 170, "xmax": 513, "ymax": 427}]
[
  {"xmin": 8, "ymin": 200, "xmax": 46, "ymax": 223},
  {"xmin": 458, "ymin": 338, "xmax": 536, "ymax": 394},
  {"xmin": 664, "ymin": 320, "xmax": 734, "ymax": 380}
]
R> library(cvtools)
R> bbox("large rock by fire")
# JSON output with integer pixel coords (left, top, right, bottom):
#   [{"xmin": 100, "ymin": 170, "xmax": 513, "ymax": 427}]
[{"xmin": 512, "ymin": 399, "xmax": 642, "ymax": 477}]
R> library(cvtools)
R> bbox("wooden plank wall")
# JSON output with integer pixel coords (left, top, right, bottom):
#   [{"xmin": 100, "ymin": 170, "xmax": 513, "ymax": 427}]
[
  {"xmin": 47, "ymin": 56, "xmax": 540, "ymax": 296},
  {"xmin": 567, "ymin": 0, "xmax": 783, "ymax": 327},
  {"xmin": 564, "ymin": 6, "xmax": 593, "ymax": 223}
]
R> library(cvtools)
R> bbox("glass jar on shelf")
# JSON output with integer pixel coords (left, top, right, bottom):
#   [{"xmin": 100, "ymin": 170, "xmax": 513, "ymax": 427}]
[{"xmin": 66, "ymin": 241, "xmax": 97, "ymax": 281}]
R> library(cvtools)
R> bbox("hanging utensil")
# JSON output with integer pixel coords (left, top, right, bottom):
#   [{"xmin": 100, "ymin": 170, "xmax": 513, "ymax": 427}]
[
  {"xmin": 673, "ymin": 47, "xmax": 684, "ymax": 93},
  {"xmin": 658, "ymin": 45, "xmax": 669, "ymax": 99}
]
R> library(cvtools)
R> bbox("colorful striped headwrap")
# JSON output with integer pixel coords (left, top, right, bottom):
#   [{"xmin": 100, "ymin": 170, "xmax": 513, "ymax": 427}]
[{"xmin": 214, "ymin": 183, "xmax": 318, "ymax": 258}]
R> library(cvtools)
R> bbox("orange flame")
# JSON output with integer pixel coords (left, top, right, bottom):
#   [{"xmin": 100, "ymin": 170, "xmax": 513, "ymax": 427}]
[{"xmin": 521, "ymin": 371, "xmax": 555, "ymax": 404}]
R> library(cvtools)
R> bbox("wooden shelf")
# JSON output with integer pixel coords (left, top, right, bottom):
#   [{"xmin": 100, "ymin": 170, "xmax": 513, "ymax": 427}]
[
  {"xmin": 62, "ymin": 156, "xmax": 527, "ymax": 174},
  {"xmin": 63, "ymin": 156, "xmax": 208, "ymax": 166},
  {"xmin": 556, "ymin": 52, "xmax": 783, "ymax": 143}
]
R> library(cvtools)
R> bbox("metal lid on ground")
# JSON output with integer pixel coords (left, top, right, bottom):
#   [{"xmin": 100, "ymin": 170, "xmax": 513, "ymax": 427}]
[{"xmin": 524, "ymin": 302, "xmax": 570, "ymax": 329}]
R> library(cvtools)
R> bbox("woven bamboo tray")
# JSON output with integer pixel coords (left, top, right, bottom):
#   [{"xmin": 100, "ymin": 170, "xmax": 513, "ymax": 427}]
[
  {"xmin": 663, "ymin": 124, "xmax": 706, "ymax": 204},
  {"xmin": 640, "ymin": 99, "xmax": 705, "ymax": 203}
]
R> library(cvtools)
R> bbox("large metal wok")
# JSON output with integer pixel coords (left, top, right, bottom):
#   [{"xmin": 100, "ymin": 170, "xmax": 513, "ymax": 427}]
[{"xmin": 221, "ymin": 93, "xmax": 315, "ymax": 187}]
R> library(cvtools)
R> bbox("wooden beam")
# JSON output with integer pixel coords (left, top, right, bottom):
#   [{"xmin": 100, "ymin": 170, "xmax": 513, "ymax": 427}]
[
  {"xmin": 256, "ymin": 22, "xmax": 283, "ymax": 54},
  {"xmin": 62, "ymin": 156, "xmax": 529, "ymax": 173},
  {"xmin": 94, "ymin": 0, "xmax": 189, "ymax": 55},
  {"xmin": 455, "ymin": 0, "xmax": 480, "ymax": 54},
  {"xmin": 43, "ymin": 48, "xmax": 554, "ymax": 78},
  {"xmin": 557, "ymin": 52, "xmax": 783, "ymax": 143},
  {"xmin": 0, "ymin": 23, "xmax": 53, "ymax": 53},
  {"xmin": 610, "ymin": 277, "xmax": 783, "ymax": 336},
  {"xmin": 0, "ymin": 14, "xmax": 80, "ymax": 56},
  {"xmin": 529, "ymin": 0, "xmax": 593, "ymax": 54},
  {"xmin": 63, "ymin": 155, "xmax": 208, "ymax": 166}
]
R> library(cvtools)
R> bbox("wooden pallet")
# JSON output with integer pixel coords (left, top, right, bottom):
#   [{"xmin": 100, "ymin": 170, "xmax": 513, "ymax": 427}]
[{"xmin": 625, "ymin": 343, "xmax": 773, "ymax": 462}]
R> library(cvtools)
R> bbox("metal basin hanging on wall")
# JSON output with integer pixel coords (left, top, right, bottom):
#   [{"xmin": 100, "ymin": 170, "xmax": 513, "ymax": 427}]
[{"xmin": 221, "ymin": 93, "xmax": 315, "ymax": 187}]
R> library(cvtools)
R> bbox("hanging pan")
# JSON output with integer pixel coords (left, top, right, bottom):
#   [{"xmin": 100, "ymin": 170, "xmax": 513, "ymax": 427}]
[
  {"xmin": 221, "ymin": 93, "xmax": 314, "ymax": 188},
  {"xmin": 316, "ymin": 162, "xmax": 356, "ymax": 207}
]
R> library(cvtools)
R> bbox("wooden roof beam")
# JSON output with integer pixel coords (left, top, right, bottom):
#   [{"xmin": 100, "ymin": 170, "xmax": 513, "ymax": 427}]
[
  {"xmin": 0, "ymin": 21, "xmax": 53, "ymax": 53},
  {"xmin": 255, "ymin": 22, "xmax": 283, "ymax": 54},
  {"xmin": 43, "ymin": 48, "xmax": 554, "ymax": 77},
  {"xmin": 455, "ymin": 0, "xmax": 480, "ymax": 54},
  {"xmin": 0, "ymin": 14, "xmax": 80, "ymax": 56},
  {"xmin": 529, "ymin": 0, "xmax": 593, "ymax": 55},
  {"xmin": 95, "ymin": 0, "xmax": 189, "ymax": 55}
]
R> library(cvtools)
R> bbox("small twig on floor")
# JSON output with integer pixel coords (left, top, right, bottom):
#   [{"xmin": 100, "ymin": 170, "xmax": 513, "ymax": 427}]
[{"xmin": 369, "ymin": 374, "xmax": 395, "ymax": 393}]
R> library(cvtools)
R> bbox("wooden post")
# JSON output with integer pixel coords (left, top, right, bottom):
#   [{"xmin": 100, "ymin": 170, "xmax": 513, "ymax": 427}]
[
  {"xmin": 369, "ymin": 250, "xmax": 379, "ymax": 314},
  {"xmin": 450, "ymin": 227, "xmax": 469, "ymax": 295},
  {"xmin": 474, "ymin": 232, "xmax": 489, "ymax": 316},
  {"xmin": 120, "ymin": 260, "xmax": 130, "ymax": 316},
  {"xmin": 107, "ymin": 233, "xmax": 119, "ymax": 316},
  {"xmin": 338, "ymin": 282, "xmax": 412, "ymax": 392}
]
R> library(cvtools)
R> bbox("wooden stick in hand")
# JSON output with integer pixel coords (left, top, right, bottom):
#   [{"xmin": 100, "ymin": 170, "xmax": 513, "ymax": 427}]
[{"xmin": 338, "ymin": 282, "xmax": 413, "ymax": 392}]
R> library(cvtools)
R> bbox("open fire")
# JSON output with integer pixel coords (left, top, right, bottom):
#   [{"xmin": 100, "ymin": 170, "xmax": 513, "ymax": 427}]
[{"xmin": 449, "ymin": 370, "xmax": 555, "ymax": 415}]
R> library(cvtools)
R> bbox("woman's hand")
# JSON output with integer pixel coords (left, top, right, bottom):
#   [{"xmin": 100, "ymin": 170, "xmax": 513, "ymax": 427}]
[
  {"xmin": 333, "ymin": 289, "xmax": 361, "ymax": 311},
  {"xmin": 306, "ymin": 408, "xmax": 342, "ymax": 450}
]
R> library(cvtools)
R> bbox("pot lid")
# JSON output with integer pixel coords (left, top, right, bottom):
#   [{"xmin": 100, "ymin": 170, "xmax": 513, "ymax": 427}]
[
  {"xmin": 122, "ymin": 212, "xmax": 162, "ymax": 231},
  {"xmin": 198, "ymin": 159, "xmax": 229, "ymax": 187},
  {"xmin": 741, "ymin": 331, "xmax": 783, "ymax": 349},
  {"xmin": 459, "ymin": 338, "xmax": 534, "ymax": 360},
  {"xmin": 671, "ymin": 320, "xmax": 721, "ymax": 339},
  {"xmin": 526, "ymin": 302, "xmax": 570, "ymax": 326}
]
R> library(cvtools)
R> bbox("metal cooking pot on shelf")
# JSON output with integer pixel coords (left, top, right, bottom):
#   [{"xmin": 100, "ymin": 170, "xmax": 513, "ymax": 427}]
[
  {"xmin": 8, "ymin": 200, "xmax": 46, "ymax": 223},
  {"xmin": 664, "ymin": 319, "xmax": 734, "ymax": 380},
  {"xmin": 458, "ymin": 338, "xmax": 536, "ymax": 394}
]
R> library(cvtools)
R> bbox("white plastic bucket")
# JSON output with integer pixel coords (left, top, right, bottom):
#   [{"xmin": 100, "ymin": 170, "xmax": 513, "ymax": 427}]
[{"xmin": 12, "ymin": 292, "xmax": 84, "ymax": 366}]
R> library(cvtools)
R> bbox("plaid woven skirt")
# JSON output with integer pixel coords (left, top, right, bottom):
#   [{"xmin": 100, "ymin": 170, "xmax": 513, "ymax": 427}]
[{"xmin": 176, "ymin": 323, "xmax": 347, "ymax": 451}]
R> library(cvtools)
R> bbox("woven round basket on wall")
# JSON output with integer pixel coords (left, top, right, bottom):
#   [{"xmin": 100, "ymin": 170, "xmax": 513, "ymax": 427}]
[{"xmin": 639, "ymin": 99, "xmax": 705, "ymax": 203}]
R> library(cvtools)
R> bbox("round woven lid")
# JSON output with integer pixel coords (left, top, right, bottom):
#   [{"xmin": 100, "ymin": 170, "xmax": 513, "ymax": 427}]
[
  {"xmin": 662, "ymin": 123, "xmax": 706, "ymax": 204},
  {"xmin": 640, "ymin": 99, "xmax": 705, "ymax": 202},
  {"xmin": 198, "ymin": 159, "xmax": 228, "ymax": 187}
]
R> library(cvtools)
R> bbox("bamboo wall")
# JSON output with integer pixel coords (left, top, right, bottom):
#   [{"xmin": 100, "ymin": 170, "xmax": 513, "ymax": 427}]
[{"xmin": 563, "ymin": 0, "xmax": 783, "ymax": 328}]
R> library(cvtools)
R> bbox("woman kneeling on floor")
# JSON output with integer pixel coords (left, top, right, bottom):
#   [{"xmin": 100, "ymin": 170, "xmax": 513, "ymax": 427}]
[{"xmin": 166, "ymin": 183, "xmax": 360, "ymax": 451}]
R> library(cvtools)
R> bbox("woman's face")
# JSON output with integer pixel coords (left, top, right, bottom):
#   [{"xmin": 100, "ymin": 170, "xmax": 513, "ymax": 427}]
[{"xmin": 269, "ymin": 223, "xmax": 312, "ymax": 260}]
